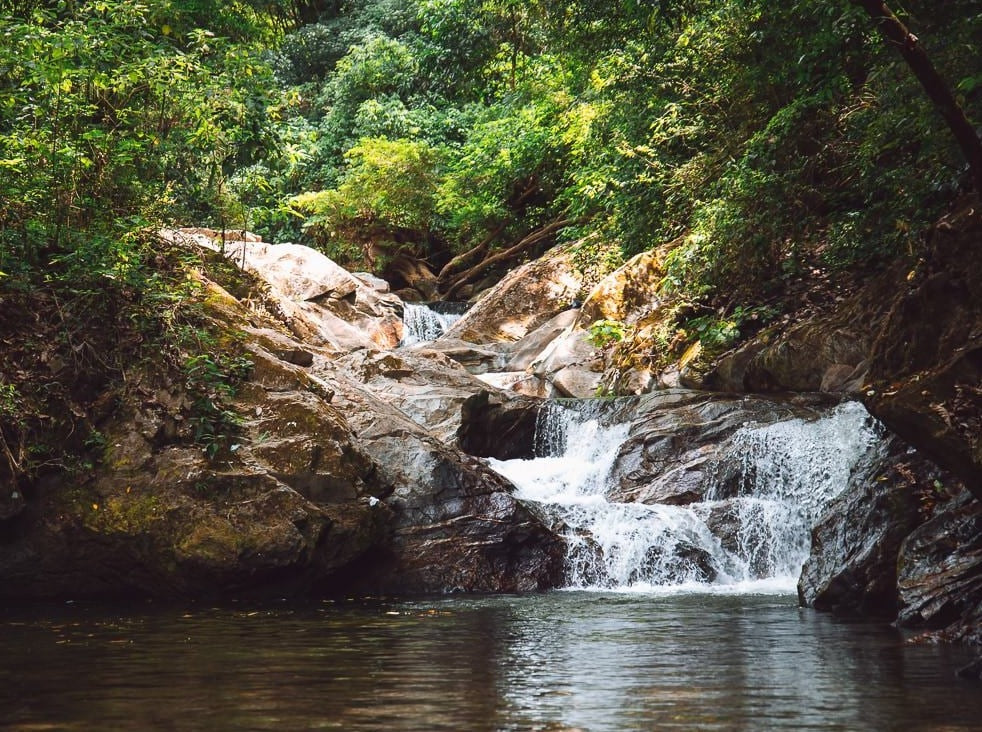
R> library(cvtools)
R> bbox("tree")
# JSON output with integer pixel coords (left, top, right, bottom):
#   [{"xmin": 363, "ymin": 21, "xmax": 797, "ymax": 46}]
[{"xmin": 852, "ymin": 0, "xmax": 982, "ymax": 192}]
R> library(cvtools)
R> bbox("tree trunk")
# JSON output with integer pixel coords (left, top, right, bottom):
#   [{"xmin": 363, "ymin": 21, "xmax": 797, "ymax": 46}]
[
  {"xmin": 442, "ymin": 218, "xmax": 572, "ymax": 300},
  {"xmin": 854, "ymin": 0, "xmax": 982, "ymax": 193},
  {"xmin": 436, "ymin": 224, "xmax": 504, "ymax": 286}
]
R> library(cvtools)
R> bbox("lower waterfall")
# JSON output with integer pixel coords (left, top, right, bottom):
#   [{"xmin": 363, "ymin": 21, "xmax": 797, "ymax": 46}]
[{"xmin": 488, "ymin": 400, "xmax": 880, "ymax": 592}]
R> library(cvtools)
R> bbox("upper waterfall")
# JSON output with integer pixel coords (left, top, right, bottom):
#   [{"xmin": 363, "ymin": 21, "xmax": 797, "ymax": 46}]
[{"xmin": 401, "ymin": 303, "xmax": 465, "ymax": 346}]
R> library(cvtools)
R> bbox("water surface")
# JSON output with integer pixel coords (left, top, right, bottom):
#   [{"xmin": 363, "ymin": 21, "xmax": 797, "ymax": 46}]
[{"xmin": 2, "ymin": 592, "xmax": 979, "ymax": 731}]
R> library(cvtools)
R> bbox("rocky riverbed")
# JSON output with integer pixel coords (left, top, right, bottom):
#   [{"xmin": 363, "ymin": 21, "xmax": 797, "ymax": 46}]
[{"xmin": 1, "ymin": 224, "xmax": 979, "ymax": 667}]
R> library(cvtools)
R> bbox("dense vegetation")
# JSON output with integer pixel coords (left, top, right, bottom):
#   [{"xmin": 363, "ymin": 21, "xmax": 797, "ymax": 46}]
[
  {"xmin": 1, "ymin": 0, "xmax": 980, "ymax": 480},
  {"xmin": 3, "ymin": 1, "xmax": 980, "ymax": 294}
]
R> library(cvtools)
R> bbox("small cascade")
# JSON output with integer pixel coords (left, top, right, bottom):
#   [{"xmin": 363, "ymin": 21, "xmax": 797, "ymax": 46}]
[
  {"xmin": 400, "ymin": 303, "xmax": 464, "ymax": 346},
  {"xmin": 488, "ymin": 400, "xmax": 881, "ymax": 592}
]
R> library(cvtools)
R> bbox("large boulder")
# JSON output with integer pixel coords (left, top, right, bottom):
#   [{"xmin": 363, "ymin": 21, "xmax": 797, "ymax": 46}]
[
  {"xmin": 797, "ymin": 440, "xmax": 937, "ymax": 616},
  {"xmin": 896, "ymin": 493, "xmax": 982, "ymax": 645},
  {"xmin": 163, "ymin": 229, "xmax": 404, "ymax": 350},
  {"xmin": 0, "ymin": 327, "xmax": 389, "ymax": 601},
  {"xmin": 331, "ymin": 347, "xmax": 513, "ymax": 445},
  {"xmin": 318, "ymin": 364, "xmax": 563, "ymax": 593},
  {"xmin": 702, "ymin": 320, "xmax": 869, "ymax": 394},
  {"xmin": 577, "ymin": 249, "xmax": 664, "ymax": 326},
  {"xmin": 0, "ymin": 268, "xmax": 563, "ymax": 601},
  {"xmin": 442, "ymin": 244, "xmax": 583, "ymax": 344},
  {"xmin": 528, "ymin": 325, "xmax": 604, "ymax": 398}
]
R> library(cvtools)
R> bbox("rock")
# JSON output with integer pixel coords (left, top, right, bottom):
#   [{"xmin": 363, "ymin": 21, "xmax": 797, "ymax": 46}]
[
  {"xmin": 458, "ymin": 390, "xmax": 541, "ymax": 460},
  {"xmin": 179, "ymin": 227, "xmax": 262, "ymax": 242},
  {"xmin": 797, "ymin": 439, "xmax": 930, "ymax": 617},
  {"xmin": 607, "ymin": 390, "xmax": 830, "ymax": 506},
  {"xmin": 443, "ymin": 244, "xmax": 582, "ymax": 344},
  {"xmin": 0, "ymin": 264, "xmax": 564, "ymax": 601},
  {"xmin": 320, "ymin": 367, "xmax": 563, "ymax": 593},
  {"xmin": 896, "ymin": 493, "xmax": 982, "ymax": 643},
  {"xmin": 412, "ymin": 337, "xmax": 511, "ymax": 374},
  {"xmin": 529, "ymin": 326, "xmax": 603, "ymax": 398},
  {"xmin": 163, "ymin": 229, "xmax": 404, "ymax": 350},
  {"xmin": 851, "ymin": 204, "xmax": 982, "ymax": 499},
  {"xmin": 577, "ymin": 249, "xmax": 664, "ymax": 326},
  {"xmin": 504, "ymin": 309, "xmax": 580, "ymax": 371},
  {"xmin": 330, "ymin": 347, "xmax": 507, "ymax": 444},
  {"xmin": 476, "ymin": 371, "xmax": 560, "ymax": 399},
  {"xmin": 0, "ymin": 343, "xmax": 390, "ymax": 601},
  {"xmin": 383, "ymin": 253, "xmax": 439, "ymax": 300},
  {"xmin": 352, "ymin": 271, "xmax": 391, "ymax": 293},
  {"xmin": 703, "ymin": 321, "xmax": 869, "ymax": 394}
]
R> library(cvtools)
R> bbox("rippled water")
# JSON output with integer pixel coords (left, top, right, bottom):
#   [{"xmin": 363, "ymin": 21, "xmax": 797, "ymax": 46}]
[{"xmin": 2, "ymin": 592, "xmax": 979, "ymax": 731}]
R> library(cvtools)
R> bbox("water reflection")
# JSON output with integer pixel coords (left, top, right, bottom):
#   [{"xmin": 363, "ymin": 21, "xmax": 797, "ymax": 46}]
[{"xmin": 1, "ymin": 593, "xmax": 979, "ymax": 731}]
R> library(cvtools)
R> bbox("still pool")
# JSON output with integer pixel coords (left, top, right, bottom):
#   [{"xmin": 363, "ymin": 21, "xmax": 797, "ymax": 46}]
[{"xmin": 2, "ymin": 591, "xmax": 980, "ymax": 731}]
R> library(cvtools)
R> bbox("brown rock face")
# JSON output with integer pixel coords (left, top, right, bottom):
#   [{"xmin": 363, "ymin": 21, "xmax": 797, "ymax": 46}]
[
  {"xmin": 0, "ymin": 253, "xmax": 564, "ymax": 601},
  {"xmin": 702, "ymin": 319, "xmax": 869, "ymax": 394},
  {"xmin": 896, "ymin": 495, "xmax": 982, "ymax": 645},
  {"xmin": 443, "ymin": 244, "xmax": 582, "ymax": 344},
  {"xmin": 578, "ymin": 250, "xmax": 664, "ymax": 326},
  {"xmin": 862, "ymin": 202, "xmax": 982, "ymax": 499}
]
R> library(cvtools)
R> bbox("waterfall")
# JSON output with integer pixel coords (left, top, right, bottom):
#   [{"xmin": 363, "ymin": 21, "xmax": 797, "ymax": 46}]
[
  {"xmin": 488, "ymin": 400, "xmax": 880, "ymax": 592},
  {"xmin": 401, "ymin": 303, "xmax": 464, "ymax": 346}
]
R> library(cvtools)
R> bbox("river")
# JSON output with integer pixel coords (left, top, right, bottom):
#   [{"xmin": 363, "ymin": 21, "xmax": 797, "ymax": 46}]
[
  {"xmin": 1, "ymin": 319, "xmax": 976, "ymax": 730},
  {"xmin": 1, "ymin": 592, "xmax": 980, "ymax": 731}
]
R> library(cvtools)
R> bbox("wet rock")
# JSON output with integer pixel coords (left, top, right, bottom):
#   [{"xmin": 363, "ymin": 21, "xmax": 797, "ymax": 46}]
[
  {"xmin": 458, "ymin": 390, "xmax": 541, "ymax": 460},
  {"xmin": 607, "ymin": 390, "xmax": 827, "ymax": 505},
  {"xmin": 0, "ymin": 265, "xmax": 564, "ymax": 601},
  {"xmin": 321, "ymin": 367, "xmax": 564, "ymax": 593},
  {"xmin": 443, "ymin": 244, "xmax": 582, "ymax": 344},
  {"xmin": 956, "ymin": 657, "xmax": 982, "ymax": 680},
  {"xmin": 797, "ymin": 439, "xmax": 929, "ymax": 616},
  {"xmin": 896, "ymin": 494, "xmax": 982, "ymax": 643}
]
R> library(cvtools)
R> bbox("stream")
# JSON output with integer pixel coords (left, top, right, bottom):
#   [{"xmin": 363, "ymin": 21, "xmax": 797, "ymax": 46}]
[
  {"xmin": 2, "ymin": 594, "xmax": 981, "ymax": 731},
  {"xmin": 1, "ymin": 305, "xmax": 975, "ymax": 730}
]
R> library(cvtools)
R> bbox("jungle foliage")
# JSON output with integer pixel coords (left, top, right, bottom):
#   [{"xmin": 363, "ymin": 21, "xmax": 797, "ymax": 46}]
[
  {"xmin": 2, "ymin": 0, "xmax": 981, "ymax": 310},
  {"xmin": 246, "ymin": 0, "xmax": 981, "ymax": 303}
]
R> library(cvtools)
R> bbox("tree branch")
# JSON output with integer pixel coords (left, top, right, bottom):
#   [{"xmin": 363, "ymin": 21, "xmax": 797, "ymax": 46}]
[{"xmin": 442, "ymin": 218, "xmax": 573, "ymax": 300}]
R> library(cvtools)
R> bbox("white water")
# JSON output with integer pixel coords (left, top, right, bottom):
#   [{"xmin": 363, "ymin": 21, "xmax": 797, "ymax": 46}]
[
  {"xmin": 401, "ymin": 303, "xmax": 463, "ymax": 346},
  {"xmin": 489, "ymin": 400, "xmax": 880, "ymax": 593}
]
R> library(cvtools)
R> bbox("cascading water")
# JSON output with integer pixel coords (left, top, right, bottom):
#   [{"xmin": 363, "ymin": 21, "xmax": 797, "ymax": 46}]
[
  {"xmin": 488, "ymin": 400, "xmax": 881, "ymax": 592},
  {"xmin": 400, "ymin": 303, "xmax": 464, "ymax": 346}
]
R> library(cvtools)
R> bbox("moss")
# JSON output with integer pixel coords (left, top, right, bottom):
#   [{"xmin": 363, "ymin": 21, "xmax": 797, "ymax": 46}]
[
  {"xmin": 177, "ymin": 519, "xmax": 243, "ymax": 564},
  {"xmin": 84, "ymin": 493, "xmax": 165, "ymax": 535}
]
